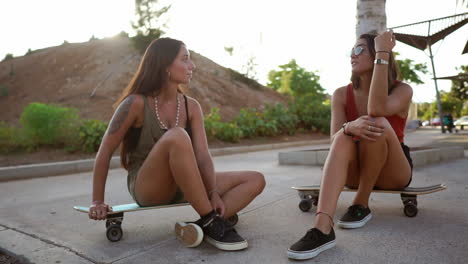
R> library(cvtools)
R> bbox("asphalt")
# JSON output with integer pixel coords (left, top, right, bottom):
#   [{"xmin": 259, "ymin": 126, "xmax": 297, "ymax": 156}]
[{"xmin": 0, "ymin": 127, "xmax": 467, "ymax": 264}]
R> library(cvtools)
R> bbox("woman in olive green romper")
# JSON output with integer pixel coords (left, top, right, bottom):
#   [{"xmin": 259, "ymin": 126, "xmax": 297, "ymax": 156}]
[{"xmin": 88, "ymin": 38, "xmax": 266, "ymax": 251}]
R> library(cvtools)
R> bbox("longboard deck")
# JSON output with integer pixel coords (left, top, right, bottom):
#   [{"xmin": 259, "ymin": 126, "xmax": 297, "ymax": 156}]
[
  {"xmin": 73, "ymin": 202, "xmax": 189, "ymax": 215},
  {"xmin": 292, "ymin": 184, "xmax": 447, "ymax": 195}
]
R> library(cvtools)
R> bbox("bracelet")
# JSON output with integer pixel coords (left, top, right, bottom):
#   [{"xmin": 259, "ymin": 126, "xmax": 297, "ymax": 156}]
[
  {"xmin": 342, "ymin": 122, "xmax": 353, "ymax": 136},
  {"xmin": 376, "ymin": 50, "xmax": 390, "ymax": 54},
  {"xmin": 208, "ymin": 188, "xmax": 219, "ymax": 197}
]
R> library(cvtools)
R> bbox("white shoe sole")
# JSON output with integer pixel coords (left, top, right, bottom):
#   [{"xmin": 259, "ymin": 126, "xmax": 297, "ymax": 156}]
[
  {"xmin": 174, "ymin": 222, "xmax": 203, "ymax": 247},
  {"xmin": 287, "ymin": 240, "xmax": 336, "ymax": 260},
  {"xmin": 204, "ymin": 236, "xmax": 248, "ymax": 251},
  {"xmin": 338, "ymin": 214, "xmax": 372, "ymax": 229}
]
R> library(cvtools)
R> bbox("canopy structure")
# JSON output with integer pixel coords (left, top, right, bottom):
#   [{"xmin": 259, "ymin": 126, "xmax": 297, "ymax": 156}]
[{"xmin": 390, "ymin": 12, "xmax": 468, "ymax": 133}]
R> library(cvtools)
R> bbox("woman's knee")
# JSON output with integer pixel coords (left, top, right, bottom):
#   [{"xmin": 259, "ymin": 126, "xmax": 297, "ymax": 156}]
[
  {"xmin": 159, "ymin": 127, "xmax": 192, "ymax": 148},
  {"xmin": 250, "ymin": 171, "xmax": 266, "ymax": 195}
]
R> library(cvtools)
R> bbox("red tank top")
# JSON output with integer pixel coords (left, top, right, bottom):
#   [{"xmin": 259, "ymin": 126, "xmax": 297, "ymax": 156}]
[{"xmin": 345, "ymin": 83, "xmax": 406, "ymax": 143}]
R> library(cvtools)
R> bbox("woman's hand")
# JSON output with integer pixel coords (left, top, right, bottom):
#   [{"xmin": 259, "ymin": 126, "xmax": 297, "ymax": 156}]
[
  {"xmin": 210, "ymin": 192, "xmax": 225, "ymax": 217},
  {"xmin": 346, "ymin": 116, "xmax": 385, "ymax": 141},
  {"xmin": 375, "ymin": 30, "xmax": 396, "ymax": 52},
  {"xmin": 88, "ymin": 201, "xmax": 112, "ymax": 220}
]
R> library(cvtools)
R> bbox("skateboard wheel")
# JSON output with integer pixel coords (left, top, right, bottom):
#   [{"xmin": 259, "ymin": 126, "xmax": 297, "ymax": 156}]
[
  {"xmin": 106, "ymin": 225, "xmax": 123, "ymax": 242},
  {"xmin": 404, "ymin": 204, "xmax": 418, "ymax": 217},
  {"xmin": 311, "ymin": 196, "xmax": 319, "ymax": 206},
  {"xmin": 226, "ymin": 213, "xmax": 239, "ymax": 226},
  {"xmin": 299, "ymin": 200, "xmax": 312, "ymax": 212}
]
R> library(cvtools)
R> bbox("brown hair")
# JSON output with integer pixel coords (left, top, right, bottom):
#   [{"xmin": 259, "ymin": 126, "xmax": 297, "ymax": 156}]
[
  {"xmin": 351, "ymin": 33, "xmax": 399, "ymax": 94},
  {"xmin": 115, "ymin": 37, "xmax": 185, "ymax": 169}
]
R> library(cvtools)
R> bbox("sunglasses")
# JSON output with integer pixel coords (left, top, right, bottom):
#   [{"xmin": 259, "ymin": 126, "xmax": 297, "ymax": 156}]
[{"xmin": 350, "ymin": 46, "xmax": 364, "ymax": 56}]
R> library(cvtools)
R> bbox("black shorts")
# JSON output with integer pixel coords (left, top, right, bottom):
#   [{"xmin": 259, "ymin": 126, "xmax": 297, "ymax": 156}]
[{"xmin": 401, "ymin": 143, "xmax": 413, "ymax": 187}]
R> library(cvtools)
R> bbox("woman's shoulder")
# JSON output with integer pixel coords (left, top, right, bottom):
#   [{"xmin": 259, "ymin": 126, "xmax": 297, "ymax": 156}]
[
  {"xmin": 393, "ymin": 81, "xmax": 413, "ymax": 95},
  {"xmin": 332, "ymin": 85, "xmax": 349, "ymax": 99},
  {"xmin": 183, "ymin": 94, "xmax": 202, "ymax": 109}
]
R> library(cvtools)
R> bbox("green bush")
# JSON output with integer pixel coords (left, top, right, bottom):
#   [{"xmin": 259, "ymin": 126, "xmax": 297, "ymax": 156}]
[
  {"xmin": 290, "ymin": 95, "xmax": 331, "ymax": 133},
  {"xmin": 263, "ymin": 103, "xmax": 299, "ymax": 135},
  {"xmin": 204, "ymin": 108, "xmax": 243, "ymax": 142},
  {"xmin": 214, "ymin": 122, "xmax": 243, "ymax": 143},
  {"xmin": 0, "ymin": 84, "xmax": 9, "ymax": 96},
  {"xmin": 2, "ymin": 53, "xmax": 13, "ymax": 62},
  {"xmin": 19, "ymin": 103, "xmax": 81, "ymax": 148},
  {"xmin": 0, "ymin": 122, "xmax": 25, "ymax": 153},
  {"xmin": 79, "ymin": 119, "xmax": 108, "ymax": 153}
]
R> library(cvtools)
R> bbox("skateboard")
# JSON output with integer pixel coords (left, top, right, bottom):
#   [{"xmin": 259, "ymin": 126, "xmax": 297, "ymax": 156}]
[
  {"xmin": 291, "ymin": 184, "xmax": 447, "ymax": 217},
  {"xmin": 74, "ymin": 203, "xmax": 239, "ymax": 242}
]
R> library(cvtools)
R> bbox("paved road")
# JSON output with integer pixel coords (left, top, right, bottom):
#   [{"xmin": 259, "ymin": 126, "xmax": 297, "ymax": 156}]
[{"xmin": 0, "ymin": 128, "xmax": 467, "ymax": 263}]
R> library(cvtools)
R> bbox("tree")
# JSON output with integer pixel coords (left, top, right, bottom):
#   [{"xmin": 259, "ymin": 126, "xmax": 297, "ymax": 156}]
[
  {"xmin": 131, "ymin": 0, "xmax": 171, "ymax": 53},
  {"xmin": 395, "ymin": 52, "xmax": 428, "ymax": 84},
  {"xmin": 267, "ymin": 59, "xmax": 326, "ymax": 100},
  {"xmin": 242, "ymin": 56, "xmax": 258, "ymax": 80},
  {"xmin": 2, "ymin": 53, "xmax": 14, "ymax": 62},
  {"xmin": 450, "ymin": 65, "xmax": 468, "ymax": 101},
  {"xmin": 224, "ymin": 46, "xmax": 234, "ymax": 56},
  {"xmin": 356, "ymin": 0, "xmax": 386, "ymax": 37}
]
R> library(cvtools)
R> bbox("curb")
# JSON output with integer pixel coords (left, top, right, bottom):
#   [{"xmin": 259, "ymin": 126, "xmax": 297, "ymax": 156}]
[
  {"xmin": 278, "ymin": 146, "xmax": 465, "ymax": 167},
  {"xmin": 0, "ymin": 139, "xmax": 329, "ymax": 182}
]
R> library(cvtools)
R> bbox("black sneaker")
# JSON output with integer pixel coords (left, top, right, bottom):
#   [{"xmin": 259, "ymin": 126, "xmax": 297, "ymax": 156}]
[
  {"xmin": 337, "ymin": 205, "xmax": 372, "ymax": 229},
  {"xmin": 174, "ymin": 222, "xmax": 204, "ymax": 247},
  {"xmin": 196, "ymin": 214, "xmax": 248, "ymax": 251},
  {"xmin": 287, "ymin": 228, "xmax": 336, "ymax": 260}
]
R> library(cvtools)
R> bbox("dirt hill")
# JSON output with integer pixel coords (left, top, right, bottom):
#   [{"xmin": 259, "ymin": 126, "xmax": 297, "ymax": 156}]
[{"xmin": 0, "ymin": 36, "xmax": 287, "ymax": 125}]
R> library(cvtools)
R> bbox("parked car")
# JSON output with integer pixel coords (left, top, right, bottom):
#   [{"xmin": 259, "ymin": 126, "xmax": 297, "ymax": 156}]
[
  {"xmin": 454, "ymin": 116, "xmax": 468, "ymax": 130},
  {"xmin": 422, "ymin": 120, "xmax": 430, "ymax": 126},
  {"xmin": 430, "ymin": 117, "xmax": 441, "ymax": 126}
]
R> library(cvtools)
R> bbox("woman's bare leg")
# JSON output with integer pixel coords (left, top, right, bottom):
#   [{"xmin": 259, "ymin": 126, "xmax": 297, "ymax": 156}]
[
  {"xmin": 352, "ymin": 117, "xmax": 412, "ymax": 207},
  {"xmin": 216, "ymin": 171, "xmax": 265, "ymax": 218},
  {"xmin": 134, "ymin": 127, "xmax": 212, "ymax": 216},
  {"xmin": 315, "ymin": 132, "xmax": 358, "ymax": 234}
]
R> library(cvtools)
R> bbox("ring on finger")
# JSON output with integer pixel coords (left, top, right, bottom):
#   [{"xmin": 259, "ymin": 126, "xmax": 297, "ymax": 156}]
[{"xmin": 368, "ymin": 125, "xmax": 372, "ymax": 131}]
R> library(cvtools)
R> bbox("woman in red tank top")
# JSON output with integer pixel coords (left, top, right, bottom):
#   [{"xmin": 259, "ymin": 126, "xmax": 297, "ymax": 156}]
[{"xmin": 288, "ymin": 31, "xmax": 414, "ymax": 260}]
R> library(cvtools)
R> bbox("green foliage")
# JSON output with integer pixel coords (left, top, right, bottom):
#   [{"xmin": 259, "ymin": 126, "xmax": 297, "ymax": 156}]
[
  {"xmin": 130, "ymin": 0, "xmax": 171, "ymax": 53},
  {"xmin": 2, "ymin": 53, "xmax": 13, "ymax": 62},
  {"xmin": 204, "ymin": 108, "xmax": 243, "ymax": 142},
  {"xmin": 242, "ymin": 56, "xmax": 258, "ymax": 80},
  {"xmin": 262, "ymin": 103, "xmax": 299, "ymax": 135},
  {"xmin": 267, "ymin": 59, "xmax": 326, "ymax": 100},
  {"xmin": 224, "ymin": 46, "xmax": 234, "ymax": 56},
  {"xmin": 440, "ymin": 91, "xmax": 464, "ymax": 117},
  {"xmin": 19, "ymin": 103, "xmax": 81, "ymax": 148},
  {"xmin": 289, "ymin": 95, "xmax": 331, "ymax": 134},
  {"xmin": 118, "ymin": 31, "xmax": 129, "ymax": 38},
  {"xmin": 234, "ymin": 108, "xmax": 278, "ymax": 138},
  {"xmin": 395, "ymin": 52, "xmax": 428, "ymax": 84},
  {"xmin": 450, "ymin": 65, "xmax": 467, "ymax": 101},
  {"xmin": 0, "ymin": 84, "xmax": 9, "ymax": 96},
  {"xmin": 0, "ymin": 122, "xmax": 28, "ymax": 153},
  {"xmin": 25, "ymin": 48, "xmax": 35, "ymax": 56},
  {"xmin": 79, "ymin": 119, "xmax": 108, "ymax": 153}
]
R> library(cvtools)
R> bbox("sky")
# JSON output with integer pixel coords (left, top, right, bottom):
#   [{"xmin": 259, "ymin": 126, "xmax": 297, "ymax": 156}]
[{"xmin": 0, "ymin": 0, "xmax": 467, "ymax": 103}]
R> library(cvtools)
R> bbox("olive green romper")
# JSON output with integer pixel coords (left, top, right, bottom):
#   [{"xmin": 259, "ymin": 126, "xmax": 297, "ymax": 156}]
[{"xmin": 127, "ymin": 95, "xmax": 192, "ymax": 206}]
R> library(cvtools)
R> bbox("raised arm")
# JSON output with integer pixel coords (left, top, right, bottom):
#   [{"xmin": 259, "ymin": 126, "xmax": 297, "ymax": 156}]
[{"xmin": 368, "ymin": 31, "xmax": 413, "ymax": 117}]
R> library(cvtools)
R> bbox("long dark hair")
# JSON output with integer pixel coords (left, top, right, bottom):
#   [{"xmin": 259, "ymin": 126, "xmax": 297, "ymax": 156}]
[
  {"xmin": 351, "ymin": 33, "xmax": 399, "ymax": 94},
  {"xmin": 115, "ymin": 37, "xmax": 185, "ymax": 169}
]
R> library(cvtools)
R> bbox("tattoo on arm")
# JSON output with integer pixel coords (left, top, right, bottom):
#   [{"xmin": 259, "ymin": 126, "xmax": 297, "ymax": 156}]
[{"xmin": 108, "ymin": 96, "xmax": 134, "ymax": 134}]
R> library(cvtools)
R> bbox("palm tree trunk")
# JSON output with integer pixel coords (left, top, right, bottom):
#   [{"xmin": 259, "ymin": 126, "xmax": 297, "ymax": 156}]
[{"xmin": 356, "ymin": 0, "xmax": 387, "ymax": 38}]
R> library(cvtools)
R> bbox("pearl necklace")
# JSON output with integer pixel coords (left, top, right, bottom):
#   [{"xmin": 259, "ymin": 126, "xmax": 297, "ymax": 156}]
[{"xmin": 154, "ymin": 94, "xmax": 180, "ymax": 130}]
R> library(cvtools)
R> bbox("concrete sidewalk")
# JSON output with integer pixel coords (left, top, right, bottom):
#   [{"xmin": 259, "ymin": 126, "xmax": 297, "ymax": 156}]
[{"xmin": 0, "ymin": 128, "xmax": 467, "ymax": 263}]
